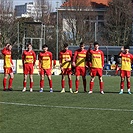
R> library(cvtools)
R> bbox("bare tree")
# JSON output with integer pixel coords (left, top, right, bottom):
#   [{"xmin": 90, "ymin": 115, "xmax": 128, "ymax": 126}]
[
  {"xmin": 103, "ymin": 0, "xmax": 132, "ymax": 46},
  {"xmin": 0, "ymin": 0, "xmax": 14, "ymax": 46},
  {"xmin": 59, "ymin": 0, "xmax": 97, "ymax": 45}
]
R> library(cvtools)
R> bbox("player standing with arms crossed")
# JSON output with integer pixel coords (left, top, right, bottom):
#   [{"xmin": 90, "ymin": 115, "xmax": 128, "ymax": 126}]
[
  {"xmin": 22, "ymin": 43, "xmax": 36, "ymax": 92},
  {"xmin": 118, "ymin": 46, "xmax": 133, "ymax": 94},
  {"xmin": 72, "ymin": 42, "xmax": 87, "ymax": 93},
  {"xmin": 2, "ymin": 43, "xmax": 14, "ymax": 91},
  {"xmin": 39, "ymin": 44, "xmax": 53, "ymax": 93},
  {"xmin": 88, "ymin": 42, "xmax": 104, "ymax": 94},
  {"xmin": 59, "ymin": 43, "xmax": 73, "ymax": 93}
]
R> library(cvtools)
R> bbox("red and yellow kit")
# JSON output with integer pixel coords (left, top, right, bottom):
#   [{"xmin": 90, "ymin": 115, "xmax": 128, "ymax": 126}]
[
  {"xmin": 119, "ymin": 52, "xmax": 133, "ymax": 77},
  {"xmin": 73, "ymin": 49, "xmax": 87, "ymax": 76},
  {"xmin": 73, "ymin": 49, "xmax": 87, "ymax": 68},
  {"xmin": 2, "ymin": 47, "xmax": 13, "ymax": 74},
  {"xmin": 2, "ymin": 47, "xmax": 13, "ymax": 68},
  {"xmin": 59, "ymin": 49, "xmax": 72, "ymax": 75},
  {"xmin": 89, "ymin": 50, "xmax": 104, "ymax": 77},
  {"xmin": 39, "ymin": 51, "xmax": 52, "ymax": 75},
  {"xmin": 22, "ymin": 50, "xmax": 36, "ymax": 74},
  {"xmin": 119, "ymin": 53, "xmax": 133, "ymax": 71},
  {"xmin": 89, "ymin": 50, "xmax": 104, "ymax": 69},
  {"xmin": 59, "ymin": 49, "xmax": 72, "ymax": 69},
  {"xmin": 22, "ymin": 50, "xmax": 36, "ymax": 65}
]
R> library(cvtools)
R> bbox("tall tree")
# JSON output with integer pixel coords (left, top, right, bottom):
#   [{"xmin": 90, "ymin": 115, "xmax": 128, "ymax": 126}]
[{"xmin": 103, "ymin": 0, "xmax": 132, "ymax": 46}]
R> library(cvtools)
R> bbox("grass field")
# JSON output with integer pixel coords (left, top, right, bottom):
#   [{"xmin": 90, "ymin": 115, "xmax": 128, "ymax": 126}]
[{"xmin": 0, "ymin": 74, "xmax": 133, "ymax": 133}]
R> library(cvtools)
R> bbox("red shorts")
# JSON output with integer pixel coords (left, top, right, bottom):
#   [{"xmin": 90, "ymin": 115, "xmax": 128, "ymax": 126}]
[
  {"xmin": 121, "ymin": 70, "xmax": 131, "ymax": 78},
  {"xmin": 75, "ymin": 67, "xmax": 86, "ymax": 76},
  {"xmin": 40, "ymin": 68, "xmax": 52, "ymax": 76},
  {"xmin": 90, "ymin": 68, "xmax": 103, "ymax": 77},
  {"xmin": 62, "ymin": 68, "xmax": 72, "ymax": 75},
  {"xmin": 4, "ymin": 67, "xmax": 13, "ymax": 74},
  {"xmin": 23, "ymin": 64, "xmax": 34, "ymax": 75}
]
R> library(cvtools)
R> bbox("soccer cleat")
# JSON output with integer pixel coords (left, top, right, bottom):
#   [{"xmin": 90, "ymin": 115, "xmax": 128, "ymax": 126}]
[
  {"xmin": 61, "ymin": 89, "xmax": 65, "ymax": 93},
  {"xmin": 8, "ymin": 88, "xmax": 13, "ymax": 91},
  {"xmin": 74, "ymin": 90, "xmax": 78, "ymax": 94},
  {"xmin": 70, "ymin": 89, "xmax": 73, "ymax": 93},
  {"xmin": 100, "ymin": 91, "xmax": 104, "ymax": 94},
  {"xmin": 3, "ymin": 89, "xmax": 7, "ymax": 91},
  {"xmin": 22, "ymin": 88, "xmax": 26, "ymax": 92},
  {"xmin": 119, "ymin": 91, "xmax": 123, "ymax": 94},
  {"xmin": 88, "ymin": 91, "xmax": 93, "ymax": 94},
  {"xmin": 50, "ymin": 89, "xmax": 53, "ymax": 93},
  {"xmin": 30, "ymin": 89, "xmax": 33, "ymax": 92},
  {"xmin": 39, "ymin": 89, "xmax": 43, "ymax": 93},
  {"xmin": 128, "ymin": 91, "xmax": 132, "ymax": 95}
]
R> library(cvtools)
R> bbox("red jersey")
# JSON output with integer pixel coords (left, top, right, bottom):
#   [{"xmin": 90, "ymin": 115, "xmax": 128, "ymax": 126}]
[
  {"xmin": 59, "ymin": 49, "xmax": 72, "ymax": 69},
  {"xmin": 89, "ymin": 49, "xmax": 104, "ymax": 69},
  {"xmin": 2, "ymin": 47, "xmax": 13, "ymax": 68},
  {"xmin": 119, "ymin": 52, "xmax": 133, "ymax": 71},
  {"xmin": 39, "ymin": 51, "xmax": 52, "ymax": 69},
  {"xmin": 73, "ymin": 49, "xmax": 87, "ymax": 67},
  {"xmin": 22, "ymin": 50, "xmax": 36, "ymax": 65}
]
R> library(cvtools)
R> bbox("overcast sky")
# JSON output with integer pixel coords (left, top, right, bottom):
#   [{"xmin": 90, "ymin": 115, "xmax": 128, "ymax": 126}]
[{"xmin": 13, "ymin": 0, "xmax": 62, "ymax": 10}]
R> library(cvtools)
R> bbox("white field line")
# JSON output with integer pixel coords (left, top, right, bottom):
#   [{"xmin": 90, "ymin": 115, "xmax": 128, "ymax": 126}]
[{"xmin": 0, "ymin": 102, "xmax": 133, "ymax": 112}]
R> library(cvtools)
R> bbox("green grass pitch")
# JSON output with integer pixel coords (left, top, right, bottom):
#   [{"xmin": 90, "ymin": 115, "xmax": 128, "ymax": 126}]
[{"xmin": 0, "ymin": 74, "xmax": 133, "ymax": 133}]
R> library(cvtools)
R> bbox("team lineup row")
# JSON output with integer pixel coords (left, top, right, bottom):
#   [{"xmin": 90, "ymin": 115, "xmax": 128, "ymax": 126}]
[{"xmin": 1, "ymin": 42, "xmax": 133, "ymax": 94}]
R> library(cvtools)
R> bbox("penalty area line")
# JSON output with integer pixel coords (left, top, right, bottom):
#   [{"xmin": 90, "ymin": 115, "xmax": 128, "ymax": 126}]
[{"xmin": 0, "ymin": 102, "xmax": 133, "ymax": 112}]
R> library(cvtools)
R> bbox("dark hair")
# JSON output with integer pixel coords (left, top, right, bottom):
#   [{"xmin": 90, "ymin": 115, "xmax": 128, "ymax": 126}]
[
  {"xmin": 27, "ymin": 43, "xmax": 32, "ymax": 47},
  {"xmin": 64, "ymin": 43, "xmax": 68, "ymax": 48},
  {"xmin": 42, "ymin": 44, "xmax": 48, "ymax": 48},
  {"xmin": 80, "ymin": 42, "xmax": 84, "ymax": 46},
  {"xmin": 124, "ymin": 45, "xmax": 130, "ymax": 49},
  {"xmin": 93, "ymin": 42, "xmax": 99, "ymax": 46}
]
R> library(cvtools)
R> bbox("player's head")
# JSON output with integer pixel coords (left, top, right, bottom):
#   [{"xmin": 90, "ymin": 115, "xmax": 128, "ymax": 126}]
[
  {"xmin": 124, "ymin": 45, "xmax": 130, "ymax": 53},
  {"xmin": 64, "ymin": 43, "xmax": 68, "ymax": 50},
  {"xmin": 79, "ymin": 42, "xmax": 85, "ymax": 50},
  {"xmin": 42, "ymin": 44, "xmax": 48, "ymax": 51},
  {"xmin": 6, "ymin": 43, "xmax": 12, "ymax": 51},
  {"xmin": 93, "ymin": 42, "xmax": 99, "ymax": 50},
  {"xmin": 27, "ymin": 43, "xmax": 32, "ymax": 50}
]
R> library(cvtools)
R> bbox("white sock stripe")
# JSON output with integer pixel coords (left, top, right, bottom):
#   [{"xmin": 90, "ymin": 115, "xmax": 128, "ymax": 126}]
[{"xmin": 0, "ymin": 102, "xmax": 133, "ymax": 112}]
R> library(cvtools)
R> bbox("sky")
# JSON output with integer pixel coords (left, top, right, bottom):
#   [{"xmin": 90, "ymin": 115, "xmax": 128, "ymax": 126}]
[{"xmin": 13, "ymin": 0, "xmax": 62, "ymax": 10}]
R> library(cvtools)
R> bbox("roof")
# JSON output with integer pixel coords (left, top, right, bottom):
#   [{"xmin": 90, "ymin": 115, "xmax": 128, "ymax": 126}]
[{"xmin": 61, "ymin": 0, "xmax": 111, "ymax": 7}]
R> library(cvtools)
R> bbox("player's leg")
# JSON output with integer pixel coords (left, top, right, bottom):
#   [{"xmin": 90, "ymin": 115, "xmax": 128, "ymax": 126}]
[
  {"xmin": 47, "ymin": 74, "xmax": 53, "ymax": 92},
  {"xmin": 119, "ymin": 70, "xmax": 125, "ymax": 94},
  {"xmin": 39, "ymin": 73, "xmax": 44, "ymax": 92},
  {"xmin": 8, "ymin": 71, "xmax": 14, "ymax": 91},
  {"xmin": 61, "ymin": 74, "xmax": 65, "ymax": 93},
  {"xmin": 82, "ymin": 76, "xmax": 87, "ymax": 92},
  {"xmin": 74, "ymin": 75, "xmax": 80, "ymax": 93},
  {"xmin": 22, "ymin": 74, "xmax": 27, "ymax": 92},
  {"xmin": 89, "ymin": 76, "xmax": 95, "ymax": 94},
  {"xmin": 29, "ymin": 74, "xmax": 33, "ymax": 92},
  {"xmin": 99, "ymin": 76, "xmax": 104, "ymax": 94},
  {"xmin": 3, "ymin": 71, "xmax": 8, "ymax": 91},
  {"xmin": 68, "ymin": 74, "xmax": 73, "ymax": 93},
  {"xmin": 126, "ymin": 71, "xmax": 131, "ymax": 94}
]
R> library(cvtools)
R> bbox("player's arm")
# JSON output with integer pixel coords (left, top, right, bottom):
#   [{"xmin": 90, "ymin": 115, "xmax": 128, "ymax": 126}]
[
  {"xmin": 22, "ymin": 51, "xmax": 25, "ymax": 66},
  {"xmin": 72, "ymin": 51, "xmax": 77, "ymax": 67},
  {"xmin": 50, "ymin": 52, "xmax": 52, "ymax": 69},
  {"xmin": 118, "ymin": 46, "xmax": 124, "ymax": 56},
  {"xmin": 33, "ymin": 51, "xmax": 36, "ymax": 66},
  {"xmin": 101, "ymin": 51, "xmax": 104, "ymax": 68}
]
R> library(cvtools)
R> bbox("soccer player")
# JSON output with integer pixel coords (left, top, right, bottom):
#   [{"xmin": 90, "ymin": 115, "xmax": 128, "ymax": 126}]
[
  {"xmin": 39, "ymin": 44, "xmax": 53, "ymax": 93},
  {"xmin": 22, "ymin": 43, "xmax": 36, "ymax": 92},
  {"xmin": 72, "ymin": 42, "xmax": 87, "ymax": 93},
  {"xmin": 59, "ymin": 43, "xmax": 73, "ymax": 93},
  {"xmin": 88, "ymin": 42, "xmax": 104, "ymax": 94},
  {"xmin": 2, "ymin": 43, "xmax": 14, "ymax": 91},
  {"xmin": 118, "ymin": 46, "xmax": 133, "ymax": 94}
]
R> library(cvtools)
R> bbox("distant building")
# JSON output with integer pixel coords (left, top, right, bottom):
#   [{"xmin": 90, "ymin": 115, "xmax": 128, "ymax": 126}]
[{"xmin": 15, "ymin": 2, "xmax": 43, "ymax": 19}]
